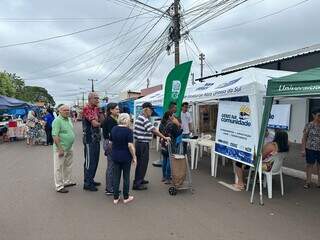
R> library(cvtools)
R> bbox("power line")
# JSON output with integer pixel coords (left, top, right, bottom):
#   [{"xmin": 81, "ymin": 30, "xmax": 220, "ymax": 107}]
[
  {"xmin": 0, "ymin": 16, "xmax": 153, "ymax": 22},
  {"xmin": 0, "ymin": 12, "xmax": 152, "ymax": 49},
  {"xmin": 98, "ymin": 12, "xmax": 167, "ymax": 84},
  {"xmin": 194, "ymin": 0, "xmax": 310, "ymax": 32},
  {"xmin": 26, "ymin": 19, "xmax": 157, "ymax": 76}
]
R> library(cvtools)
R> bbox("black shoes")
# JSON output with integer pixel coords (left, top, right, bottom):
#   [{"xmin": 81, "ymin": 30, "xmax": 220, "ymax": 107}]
[
  {"xmin": 57, "ymin": 188, "xmax": 69, "ymax": 193},
  {"xmin": 83, "ymin": 185, "xmax": 98, "ymax": 191},
  {"xmin": 93, "ymin": 181, "xmax": 101, "ymax": 186},
  {"xmin": 132, "ymin": 185, "xmax": 148, "ymax": 190},
  {"xmin": 142, "ymin": 180, "xmax": 149, "ymax": 184},
  {"xmin": 105, "ymin": 190, "xmax": 113, "ymax": 196}
]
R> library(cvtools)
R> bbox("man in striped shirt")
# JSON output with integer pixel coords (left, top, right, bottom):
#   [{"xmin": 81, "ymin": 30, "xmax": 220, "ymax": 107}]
[{"xmin": 133, "ymin": 102, "xmax": 170, "ymax": 190}]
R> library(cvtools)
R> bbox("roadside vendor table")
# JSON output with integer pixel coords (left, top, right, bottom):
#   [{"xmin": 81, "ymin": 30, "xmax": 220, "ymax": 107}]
[
  {"xmin": 182, "ymin": 138, "xmax": 199, "ymax": 170},
  {"xmin": 196, "ymin": 139, "xmax": 218, "ymax": 177},
  {"xmin": 7, "ymin": 124, "xmax": 26, "ymax": 139}
]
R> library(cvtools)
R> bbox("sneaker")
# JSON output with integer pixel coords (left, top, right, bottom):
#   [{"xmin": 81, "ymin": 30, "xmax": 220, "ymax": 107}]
[
  {"xmin": 113, "ymin": 198, "xmax": 120, "ymax": 205},
  {"xmin": 142, "ymin": 180, "xmax": 149, "ymax": 184},
  {"xmin": 83, "ymin": 185, "xmax": 98, "ymax": 191},
  {"xmin": 132, "ymin": 185, "xmax": 147, "ymax": 190},
  {"xmin": 105, "ymin": 190, "xmax": 113, "ymax": 196},
  {"xmin": 105, "ymin": 190, "xmax": 121, "ymax": 196},
  {"xmin": 57, "ymin": 188, "xmax": 69, "ymax": 193},
  {"xmin": 304, "ymin": 183, "xmax": 311, "ymax": 189},
  {"xmin": 93, "ymin": 181, "xmax": 101, "ymax": 186},
  {"xmin": 64, "ymin": 183, "xmax": 76, "ymax": 188},
  {"xmin": 164, "ymin": 180, "xmax": 171, "ymax": 185},
  {"xmin": 123, "ymin": 196, "xmax": 134, "ymax": 204}
]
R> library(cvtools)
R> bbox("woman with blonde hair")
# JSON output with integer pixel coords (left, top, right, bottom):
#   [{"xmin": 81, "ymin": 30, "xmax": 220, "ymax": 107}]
[{"xmin": 110, "ymin": 113, "xmax": 137, "ymax": 204}]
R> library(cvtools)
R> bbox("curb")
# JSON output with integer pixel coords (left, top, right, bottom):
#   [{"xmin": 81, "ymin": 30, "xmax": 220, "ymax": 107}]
[{"xmin": 282, "ymin": 167, "xmax": 319, "ymax": 183}]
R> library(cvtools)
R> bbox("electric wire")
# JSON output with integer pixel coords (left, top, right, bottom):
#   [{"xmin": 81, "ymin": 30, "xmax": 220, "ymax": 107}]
[{"xmin": 0, "ymin": 12, "xmax": 153, "ymax": 49}]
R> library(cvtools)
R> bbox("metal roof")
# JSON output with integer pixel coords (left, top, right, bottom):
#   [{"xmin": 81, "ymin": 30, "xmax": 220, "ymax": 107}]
[{"xmin": 222, "ymin": 43, "xmax": 320, "ymax": 73}]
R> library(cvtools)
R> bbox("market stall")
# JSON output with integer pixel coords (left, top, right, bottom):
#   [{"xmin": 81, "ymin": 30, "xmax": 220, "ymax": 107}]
[
  {"xmin": 251, "ymin": 67, "xmax": 320, "ymax": 205},
  {"xmin": 0, "ymin": 95, "xmax": 32, "ymax": 141}
]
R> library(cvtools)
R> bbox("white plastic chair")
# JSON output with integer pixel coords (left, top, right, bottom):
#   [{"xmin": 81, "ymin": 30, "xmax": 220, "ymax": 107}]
[{"xmin": 246, "ymin": 153, "xmax": 286, "ymax": 198}]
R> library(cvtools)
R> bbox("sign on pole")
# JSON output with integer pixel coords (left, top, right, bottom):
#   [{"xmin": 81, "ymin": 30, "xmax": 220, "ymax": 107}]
[
  {"xmin": 215, "ymin": 101, "xmax": 254, "ymax": 166},
  {"xmin": 268, "ymin": 104, "xmax": 291, "ymax": 130},
  {"xmin": 163, "ymin": 61, "xmax": 192, "ymax": 117}
]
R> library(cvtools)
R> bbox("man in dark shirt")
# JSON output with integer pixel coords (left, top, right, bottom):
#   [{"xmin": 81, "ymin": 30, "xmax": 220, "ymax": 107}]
[{"xmin": 82, "ymin": 92, "xmax": 102, "ymax": 191}]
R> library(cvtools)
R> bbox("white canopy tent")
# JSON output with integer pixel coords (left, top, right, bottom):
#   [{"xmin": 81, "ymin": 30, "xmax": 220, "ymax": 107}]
[{"xmin": 135, "ymin": 68, "xmax": 293, "ymax": 131}]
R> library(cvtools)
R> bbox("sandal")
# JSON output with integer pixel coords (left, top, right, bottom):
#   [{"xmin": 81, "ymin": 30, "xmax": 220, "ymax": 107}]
[
  {"xmin": 113, "ymin": 198, "xmax": 120, "ymax": 205},
  {"xmin": 233, "ymin": 184, "xmax": 245, "ymax": 191},
  {"xmin": 303, "ymin": 183, "xmax": 311, "ymax": 189}
]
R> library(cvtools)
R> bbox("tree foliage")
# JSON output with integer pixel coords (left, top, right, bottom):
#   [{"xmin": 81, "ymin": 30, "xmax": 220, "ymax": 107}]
[{"xmin": 0, "ymin": 71, "xmax": 55, "ymax": 106}]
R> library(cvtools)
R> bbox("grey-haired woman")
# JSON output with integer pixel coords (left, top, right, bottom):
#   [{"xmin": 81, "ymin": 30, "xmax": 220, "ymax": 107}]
[{"xmin": 110, "ymin": 113, "xmax": 137, "ymax": 204}]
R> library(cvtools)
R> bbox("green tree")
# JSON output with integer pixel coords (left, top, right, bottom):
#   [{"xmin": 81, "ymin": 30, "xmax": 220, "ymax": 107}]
[
  {"xmin": 20, "ymin": 86, "xmax": 55, "ymax": 106},
  {"xmin": 0, "ymin": 70, "xmax": 55, "ymax": 106},
  {"xmin": 0, "ymin": 72, "xmax": 16, "ymax": 97}
]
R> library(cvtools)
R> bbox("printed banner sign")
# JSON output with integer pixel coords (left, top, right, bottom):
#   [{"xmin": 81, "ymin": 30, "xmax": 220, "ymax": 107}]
[
  {"xmin": 215, "ymin": 101, "xmax": 254, "ymax": 166},
  {"xmin": 163, "ymin": 61, "xmax": 192, "ymax": 117},
  {"xmin": 268, "ymin": 104, "xmax": 291, "ymax": 130}
]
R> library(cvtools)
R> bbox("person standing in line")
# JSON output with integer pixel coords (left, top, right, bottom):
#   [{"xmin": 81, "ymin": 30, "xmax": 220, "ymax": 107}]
[
  {"xmin": 169, "ymin": 102, "xmax": 177, "ymax": 115},
  {"xmin": 133, "ymin": 102, "xmax": 171, "ymax": 190},
  {"xmin": 26, "ymin": 110, "xmax": 38, "ymax": 145},
  {"xmin": 159, "ymin": 111, "xmax": 182, "ymax": 184},
  {"xmin": 43, "ymin": 108, "xmax": 55, "ymax": 145},
  {"xmin": 302, "ymin": 108, "xmax": 320, "ymax": 189},
  {"xmin": 181, "ymin": 102, "xmax": 193, "ymax": 154},
  {"xmin": 82, "ymin": 92, "xmax": 102, "ymax": 191},
  {"xmin": 111, "ymin": 113, "xmax": 137, "ymax": 204},
  {"xmin": 52, "ymin": 105, "xmax": 76, "ymax": 193},
  {"xmin": 101, "ymin": 103, "xmax": 120, "ymax": 195}
]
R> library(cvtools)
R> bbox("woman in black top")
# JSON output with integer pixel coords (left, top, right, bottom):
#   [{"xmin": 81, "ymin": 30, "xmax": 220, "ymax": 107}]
[
  {"xmin": 159, "ymin": 111, "xmax": 182, "ymax": 184},
  {"xmin": 101, "ymin": 103, "xmax": 120, "ymax": 195}
]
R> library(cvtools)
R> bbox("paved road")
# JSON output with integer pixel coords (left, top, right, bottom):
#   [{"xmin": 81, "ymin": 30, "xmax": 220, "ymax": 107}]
[{"xmin": 0, "ymin": 123, "xmax": 319, "ymax": 240}]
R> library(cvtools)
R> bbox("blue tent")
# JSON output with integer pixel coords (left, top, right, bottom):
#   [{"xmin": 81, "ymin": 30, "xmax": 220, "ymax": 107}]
[{"xmin": 0, "ymin": 95, "xmax": 31, "ymax": 109}]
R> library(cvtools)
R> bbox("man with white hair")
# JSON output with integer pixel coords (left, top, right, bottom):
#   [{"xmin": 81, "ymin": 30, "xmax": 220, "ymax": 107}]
[
  {"xmin": 82, "ymin": 92, "xmax": 102, "ymax": 191},
  {"xmin": 52, "ymin": 105, "xmax": 76, "ymax": 193}
]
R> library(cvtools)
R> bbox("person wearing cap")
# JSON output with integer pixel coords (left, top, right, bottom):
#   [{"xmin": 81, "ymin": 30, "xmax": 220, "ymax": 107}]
[{"xmin": 133, "ymin": 102, "xmax": 171, "ymax": 190}]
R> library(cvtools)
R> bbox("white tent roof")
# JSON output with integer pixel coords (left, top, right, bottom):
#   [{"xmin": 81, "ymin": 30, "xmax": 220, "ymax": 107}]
[{"xmin": 135, "ymin": 67, "xmax": 294, "ymax": 106}]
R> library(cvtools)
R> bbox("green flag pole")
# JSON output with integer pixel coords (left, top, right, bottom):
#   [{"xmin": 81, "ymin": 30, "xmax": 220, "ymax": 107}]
[
  {"xmin": 163, "ymin": 61, "xmax": 192, "ymax": 117},
  {"xmin": 250, "ymin": 96, "xmax": 274, "ymax": 204}
]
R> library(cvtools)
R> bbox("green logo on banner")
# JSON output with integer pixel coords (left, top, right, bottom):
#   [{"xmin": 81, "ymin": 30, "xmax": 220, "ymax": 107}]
[{"xmin": 163, "ymin": 61, "xmax": 192, "ymax": 117}]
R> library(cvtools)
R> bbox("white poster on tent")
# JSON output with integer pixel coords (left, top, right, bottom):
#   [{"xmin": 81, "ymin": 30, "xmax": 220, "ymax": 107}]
[
  {"xmin": 268, "ymin": 104, "xmax": 291, "ymax": 130},
  {"xmin": 215, "ymin": 101, "xmax": 255, "ymax": 166}
]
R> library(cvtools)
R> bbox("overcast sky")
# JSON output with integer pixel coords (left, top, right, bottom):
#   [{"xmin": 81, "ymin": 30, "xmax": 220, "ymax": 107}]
[{"xmin": 0, "ymin": 0, "xmax": 319, "ymax": 105}]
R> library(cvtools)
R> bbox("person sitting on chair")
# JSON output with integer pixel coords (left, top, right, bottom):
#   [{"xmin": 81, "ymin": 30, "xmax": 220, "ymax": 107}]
[{"xmin": 234, "ymin": 130, "xmax": 289, "ymax": 190}]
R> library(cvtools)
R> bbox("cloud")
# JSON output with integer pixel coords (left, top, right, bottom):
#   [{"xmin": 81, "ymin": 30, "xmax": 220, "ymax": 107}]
[{"xmin": 0, "ymin": 0, "xmax": 319, "ymax": 105}]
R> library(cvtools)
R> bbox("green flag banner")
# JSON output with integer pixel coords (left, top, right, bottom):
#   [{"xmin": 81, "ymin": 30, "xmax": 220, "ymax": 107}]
[{"xmin": 163, "ymin": 61, "xmax": 192, "ymax": 117}]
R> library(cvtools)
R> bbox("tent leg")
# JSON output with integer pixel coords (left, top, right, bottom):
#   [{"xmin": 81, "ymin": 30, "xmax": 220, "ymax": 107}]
[
  {"xmin": 259, "ymin": 162, "xmax": 264, "ymax": 205},
  {"xmin": 250, "ymin": 167, "xmax": 258, "ymax": 204}
]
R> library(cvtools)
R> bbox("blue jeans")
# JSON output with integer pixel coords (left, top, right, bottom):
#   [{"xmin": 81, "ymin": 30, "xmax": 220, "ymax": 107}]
[
  {"xmin": 182, "ymin": 134, "xmax": 190, "ymax": 155},
  {"xmin": 162, "ymin": 153, "xmax": 171, "ymax": 180}
]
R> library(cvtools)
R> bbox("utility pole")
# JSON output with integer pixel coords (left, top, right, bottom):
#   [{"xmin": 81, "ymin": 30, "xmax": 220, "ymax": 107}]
[
  {"xmin": 191, "ymin": 73, "xmax": 195, "ymax": 85},
  {"xmin": 147, "ymin": 78, "xmax": 150, "ymax": 88},
  {"xmin": 173, "ymin": 0, "xmax": 181, "ymax": 66},
  {"xmin": 88, "ymin": 79, "xmax": 97, "ymax": 92},
  {"xmin": 199, "ymin": 53, "xmax": 205, "ymax": 78},
  {"xmin": 82, "ymin": 92, "xmax": 85, "ymax": 107}
]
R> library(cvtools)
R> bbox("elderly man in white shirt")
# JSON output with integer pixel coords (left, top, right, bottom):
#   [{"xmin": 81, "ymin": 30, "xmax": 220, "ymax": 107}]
[{"xmin": 181, "ymin": 102, "xmax": 193, "ymax": 154}]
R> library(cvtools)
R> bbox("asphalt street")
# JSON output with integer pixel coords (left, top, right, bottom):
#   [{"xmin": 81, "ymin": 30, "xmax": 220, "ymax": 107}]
[{"xmin": 0, "ymin": 123, "xmax": 319, "ymax": 240}]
